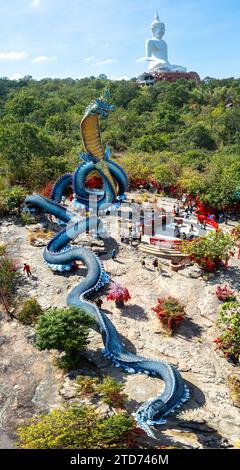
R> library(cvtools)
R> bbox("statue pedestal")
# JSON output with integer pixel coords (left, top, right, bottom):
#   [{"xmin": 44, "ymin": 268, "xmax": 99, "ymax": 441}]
[{"xmin": 137, "ymin": 71, "xmax": 201, "ymax": 86}]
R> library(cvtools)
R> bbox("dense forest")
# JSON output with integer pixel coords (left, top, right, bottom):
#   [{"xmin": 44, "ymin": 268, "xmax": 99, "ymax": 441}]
[{"xmin": 0, "ymin": 75, "xmax": 240, "ymax": 212}]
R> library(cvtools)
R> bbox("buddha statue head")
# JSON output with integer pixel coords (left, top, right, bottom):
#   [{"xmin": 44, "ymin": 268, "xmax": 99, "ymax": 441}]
[{"xmin": 151, "ymin": 11, "xmax": 165, "ymax": 39}]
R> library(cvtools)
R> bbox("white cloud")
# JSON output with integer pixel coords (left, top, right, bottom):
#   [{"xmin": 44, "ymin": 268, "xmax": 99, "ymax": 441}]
[
  {"xmin": 135, "ymin": 57, "xmax": 146, "ymax": 63},
  {"xmin": 96, "ymin": 59, "xmax": 118, "ymax": 66},
  {"xmin": 0, "ymin": 51, "xmax": 28, "ymax": 60},
  {"xmin": 84, "ymin": 56, "xmax": 94, "ymax": 62},
  {"xmin": 10, "ymin": 73, "xmax": 24, "ymax": 80},
  {"xmin": 31, "ymin": 0, "xmax": 41, "ymax": 7},
  {"xmin": 33, "ymin": 55, "xmax": 57, "ymax": 63}
]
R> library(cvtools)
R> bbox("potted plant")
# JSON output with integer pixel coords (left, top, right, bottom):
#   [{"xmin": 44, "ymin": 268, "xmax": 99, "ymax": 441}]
[
  {"xmin": 152, "ymin": 296, "xmax": 186, "ymax": 335},
  {"xmin": 107, "ymin": 282, "xmax": 131, "ymax": 308}
]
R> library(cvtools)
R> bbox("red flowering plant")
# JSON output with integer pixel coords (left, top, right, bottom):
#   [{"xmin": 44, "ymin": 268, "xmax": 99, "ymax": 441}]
[
  {"xmin": 216, "ymin": 284, "xmax": 236, "ymax": 302},
  {"xmin": 181, "ymin": 229, "xmax": 235, "ymax": 272},
  {"xmin": 152, "ymin": 296, "xmax": 186, "ymax": 335},
  {"xmin": 86, "ymin": 175, "xmax": 103, "ymax": 190},
  {"xmin": 107, "ymin": 283, "xmax": 131, "ymax": 308},
  {"xmin": 40, "ymin": 181, "xmax": 54, "ymax": 198},
  {"xmin": 214, "ymin": 302, "xmax": 240, "ymax": 364}
]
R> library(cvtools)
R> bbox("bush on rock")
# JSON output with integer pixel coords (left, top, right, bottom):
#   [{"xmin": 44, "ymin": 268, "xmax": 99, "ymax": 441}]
[
  {"xmin": 214, "ymin": 302, "xmax": 240, "ymax": 364},
  {"xmin": 17, "ymin": 404, "xmax": 138, "ymax": 449},
  {"xmin": 18, "ymin": 297, "xmax": 43, "ymax": 325},
  {"xmin": 35, "ymin": 306, "xmax": 94, "ymax": 370}
]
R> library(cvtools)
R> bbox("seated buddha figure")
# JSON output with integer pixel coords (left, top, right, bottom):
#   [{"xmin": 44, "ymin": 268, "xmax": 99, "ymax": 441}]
[{"xmin": 146, "ymin": 12, "xmax": 187, "ymax": 73}]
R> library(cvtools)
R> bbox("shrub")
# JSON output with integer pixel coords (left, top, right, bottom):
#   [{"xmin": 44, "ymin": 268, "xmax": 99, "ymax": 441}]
[
  {"xmin": 76, "ymin": 375, "xmax": 100, "ymax": 396},
  {"xmin": 216, "ymin": 284, "xmax": 236, "ymax": 302},
  {"xmin": 0, "ymin": 245, "xmax": 19, "ymax": 316},
  {"xmin": 152, "ymin": 296, "xmax": 186, "ymax": 335},
  {"xmin": 107, "ymin": 283, "xmax": 131, "ymax": 307},
  {"xmin": 18, "ymin": 298, "xmax": 43, "ymax": 325},
  {"xmin": 20, "ymin": 212, "xmax": 37, "ymax": 226},
  {"xmin": 97, "ymin": 377, "xmax": 127, "ymax": 408},
  {"xmin": 35, "ymin": 306, "xmax": 94, "ymax": 369},
  {"xmin": 76, "ymin": 375, "xmax": 127, "ymax": 408},
  {"xmin": 182, "ymin": 230, "xmax": 235, "ymax": 272},
  {"xmin": 228, "ymin": 375, "xmax": 240, "ymax": 407},
  {"xmin": 1, "ymin": 186, "xmax": 26, "ymax": 215},
  {"xmin": 17, "ymin": 404, "xmax": 138, "ymax": 449},
  {"xmin": 214, "ymin": 302, "xmax": 240, "ymax": 363},
  {"xmin": 232, "ymin": 225, "xmax": 240, "ymax": 241}
]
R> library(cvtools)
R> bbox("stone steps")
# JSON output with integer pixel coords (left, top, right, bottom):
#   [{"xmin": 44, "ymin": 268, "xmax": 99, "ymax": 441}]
[{"xmin": 138, "ymin": 242, "xmax": 189, "ymax": 261}]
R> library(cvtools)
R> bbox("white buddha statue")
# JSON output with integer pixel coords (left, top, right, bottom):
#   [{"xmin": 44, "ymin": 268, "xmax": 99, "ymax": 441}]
[{"xmin": 146, "ymin": 12, "xmax": 187, "ymax": 73}]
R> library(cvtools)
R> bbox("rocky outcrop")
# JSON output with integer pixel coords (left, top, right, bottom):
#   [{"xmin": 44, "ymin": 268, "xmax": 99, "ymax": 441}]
[{"xmin": 0, "ymin": 217, "xmax": 240, "ymax": 448}]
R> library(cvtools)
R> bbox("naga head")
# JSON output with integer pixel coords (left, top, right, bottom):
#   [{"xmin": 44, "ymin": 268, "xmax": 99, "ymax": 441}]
[{"xmin": 84, "ymin": 88, "xmax": 114, "ymax": 119}]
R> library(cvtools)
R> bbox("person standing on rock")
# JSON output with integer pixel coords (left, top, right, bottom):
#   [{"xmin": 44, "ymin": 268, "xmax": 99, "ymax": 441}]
[
  {"xmin": 153, "ymin": 258, "xmax": 158, "ymax": 271},
  {"xmin": 96, "ymin": 298, "xmax": 103, "ymax": 309},
  {"xmin": 157, "ymin": 259, "xmax": 163, "ymax": 274},
  {"xmin": 23, "ymin": 263, "xmax": 32, "ymax": 277}
]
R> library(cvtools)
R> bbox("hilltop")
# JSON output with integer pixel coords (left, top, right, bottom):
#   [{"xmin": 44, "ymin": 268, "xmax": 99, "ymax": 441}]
[{"xmin": 0, "ymin": 76, "xmax": 240, "ymax": 212}]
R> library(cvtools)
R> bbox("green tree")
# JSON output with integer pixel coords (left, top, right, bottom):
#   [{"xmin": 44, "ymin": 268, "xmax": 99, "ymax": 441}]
[
  {"xmin": 35, "ymin": 306, "xmax": 94, "ymax": 369},
  {"xmin": 1, "ymin": 186, "xmax": 26, "ymax": 215},
  {"xmin": 0, "ymin": 245, "xmax": 19, "ymax": 316},
  {"xmin": 184, "ymin": 124, "xmax": 216, "ymax": 150},
  {"xmin": 0, "ymin": 122, "xmax": 54, "ymax": 183}
]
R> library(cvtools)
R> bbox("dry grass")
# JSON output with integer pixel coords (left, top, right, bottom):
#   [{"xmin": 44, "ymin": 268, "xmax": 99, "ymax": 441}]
[{"xmin": 29, "ymin": 229, "xmax": 54, "ymax": 244}]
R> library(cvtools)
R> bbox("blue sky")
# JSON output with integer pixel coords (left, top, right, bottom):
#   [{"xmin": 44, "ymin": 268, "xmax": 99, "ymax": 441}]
[{"xmin": 0, "ymin": 0, "xmax": 240, "ymax": 80}]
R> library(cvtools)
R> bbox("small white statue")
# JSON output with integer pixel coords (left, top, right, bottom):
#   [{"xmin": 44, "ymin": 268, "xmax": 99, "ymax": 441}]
[{"xmin": 146, "ymin": 11, "xmax": 187, "ymax": 73}]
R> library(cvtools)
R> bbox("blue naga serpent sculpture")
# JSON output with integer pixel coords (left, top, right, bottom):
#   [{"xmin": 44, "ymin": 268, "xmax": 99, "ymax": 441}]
[{"xmin": 25, "ymin": 91, "xmax": 189, "ymax": 438}]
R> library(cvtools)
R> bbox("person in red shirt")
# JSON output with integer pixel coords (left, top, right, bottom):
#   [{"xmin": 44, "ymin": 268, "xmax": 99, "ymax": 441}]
[{"xmin": 23, "ymin": 263, "xmax": 32, "ymax": 277}]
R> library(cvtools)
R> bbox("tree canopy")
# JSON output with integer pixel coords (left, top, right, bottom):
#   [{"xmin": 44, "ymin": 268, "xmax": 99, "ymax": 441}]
[{"xmin": 0, "ymin": 75, "xmax": 240, "ymax": 210}]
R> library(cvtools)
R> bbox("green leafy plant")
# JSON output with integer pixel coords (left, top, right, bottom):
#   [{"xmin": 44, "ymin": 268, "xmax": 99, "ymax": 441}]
[
  {"xmin": 76, "ymin": 375, "xmax": 100, "ymax": 396},
  {"xmin": 35, "ymin": 306, "xmax": 94, "ymax": 370},
  {"xmin": 20, "ymin": 212, "xmax": 37, "ymax": 226},
  {"xmin": 182, "ymin": 230, "xmax": 235, "ymax": 271},
  {"xmin": 1, "ymin": 186, "xmax": 26, "ymax": 215},
  {"xmin": 76, "ymin": 375, "xmax": 127, "ymax": 409},
  {"xmin": 152, "ymin": 296, "xmax": 186, "ymax": 335},
  {"xmin": 228, "ymin": 375, "xmax": 240, "ymax": 407},
  {"xmin": 214, "ymin": 302, "xmax": 240, "ymax": 363},
  {"xmin": 17, "ymin": 404, "xmax": 139, "ymax": 449},
  {"xmin": 18, "ymin": 297, "xmax": 43, "ymax": 325},
  {"xmin": 0, "ymin": 245, "xmax": 19, "ymax": 316},
  {"xmin": 97, "ymin": 377, "xmax": 127, "ymax": 408}
]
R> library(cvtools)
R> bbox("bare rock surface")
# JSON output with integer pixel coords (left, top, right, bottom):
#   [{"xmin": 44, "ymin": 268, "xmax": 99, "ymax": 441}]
[{"xmin": 0, "ymin": 217, "xmax": 240, "ymax": 449}]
